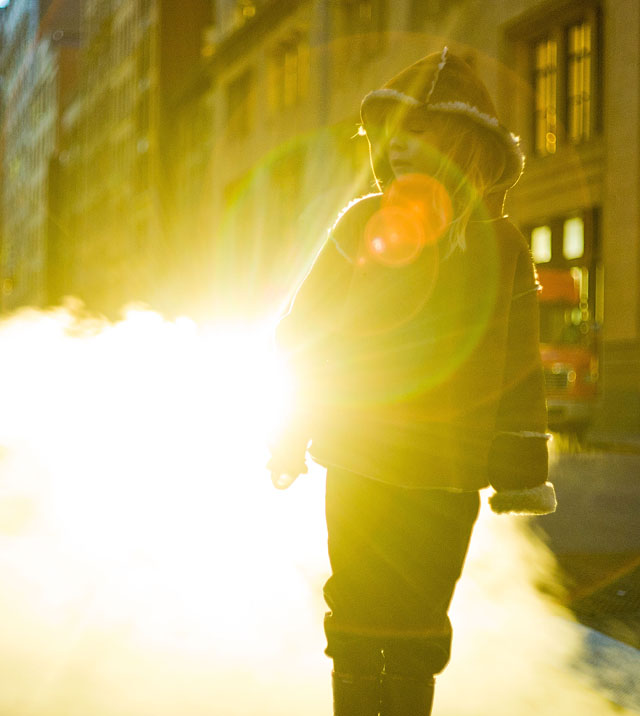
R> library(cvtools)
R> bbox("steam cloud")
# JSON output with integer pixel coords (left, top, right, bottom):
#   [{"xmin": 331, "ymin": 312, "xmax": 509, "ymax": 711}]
[{"xmin": 0, "ymin": 305, "xmax": 636, "ymax": 715}]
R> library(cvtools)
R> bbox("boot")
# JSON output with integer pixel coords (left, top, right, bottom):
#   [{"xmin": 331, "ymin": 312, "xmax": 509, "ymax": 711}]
[
  {"xmin": 379, "ymin": 673, "xmax": 435, "ymax": 716},
  {"xmin": 332, "ymin": 671, "xmax": 381, "ymax": 716}
]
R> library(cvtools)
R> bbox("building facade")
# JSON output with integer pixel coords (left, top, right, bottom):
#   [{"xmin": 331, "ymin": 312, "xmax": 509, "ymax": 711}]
[
  {"xmin": 0, "ymin": 0, "xmax": 80, "ymax": 311},
  {"xmin": 0, "ymin": 0, "xmax": 637, "ymax": 439},
  {"xmin": 31, "ymin": 0, "xmax": 213, "ymax": 316},
  {"xmin": 181, "ymin": 0, "xmax": 639, "ymax": 439},
  {"xmin": 66, "ymin": 0, "xmax": 162, "ymax": 314}
]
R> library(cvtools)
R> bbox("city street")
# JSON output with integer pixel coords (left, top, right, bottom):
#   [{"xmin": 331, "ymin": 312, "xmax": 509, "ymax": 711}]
[
  {"xmin": 538, "ymin": 439, "xmax": 640, "ymax": 636},
  {"xmin": 1, "ymin": 0, "xmax": 640, "ymax": 713},
  {"xmin": 531, "ymin": 438, "xmax": 640, "ymax": 711}
]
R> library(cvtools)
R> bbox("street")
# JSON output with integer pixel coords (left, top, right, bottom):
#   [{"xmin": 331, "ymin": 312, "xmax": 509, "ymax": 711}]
[
  {"xmin": 531, "ymin": 439, "xmax": 640, "ymax": 712},
  {"xmin": 538, "ymin": 440, "xmax": 640, "ymax": 636}
]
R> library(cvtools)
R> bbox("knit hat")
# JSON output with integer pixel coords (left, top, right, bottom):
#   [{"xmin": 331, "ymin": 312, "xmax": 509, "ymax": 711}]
[{"xmin": 360, "ymin": 47, "xmax": 524, "ymax": 191}]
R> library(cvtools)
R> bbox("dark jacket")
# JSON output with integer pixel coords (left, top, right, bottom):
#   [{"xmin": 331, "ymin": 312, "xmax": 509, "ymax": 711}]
[{"xmin": 275, "ymin": 193, "xmax": 550, "ymax": 497}]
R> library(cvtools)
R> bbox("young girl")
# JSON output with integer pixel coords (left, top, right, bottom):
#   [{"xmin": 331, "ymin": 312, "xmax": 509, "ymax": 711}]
[{"xmin": 268, "ymin": 48, "xmax": 557, "ymax": 716}]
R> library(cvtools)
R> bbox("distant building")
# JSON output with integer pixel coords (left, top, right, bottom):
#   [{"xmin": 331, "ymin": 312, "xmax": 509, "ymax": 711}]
[
  {"xmin": 40, "ymin": 0, "xmax": 210, "ymax": 317},
  {"xmin": 0, "ymin": 0, "xmax": 80, "ymax": 311}
]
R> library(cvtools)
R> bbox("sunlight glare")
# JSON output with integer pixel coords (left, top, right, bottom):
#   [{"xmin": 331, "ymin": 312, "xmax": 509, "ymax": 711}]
[
  {"xmin": 0, "ymin": 305, "xmax": 635, "ymax": 715},
  {"xmin": 0, "ymin": 306, "xmax": 324, "ymax": 670}
]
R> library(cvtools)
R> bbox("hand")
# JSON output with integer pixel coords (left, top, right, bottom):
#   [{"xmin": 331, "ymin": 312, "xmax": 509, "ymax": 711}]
[
  {"xmin": 270, "ymin": 471, "xmax": 300, "ymax": 490},
  {"xmin": 267, "ymin": 456, "xmax": 308, "ymax": 490}
]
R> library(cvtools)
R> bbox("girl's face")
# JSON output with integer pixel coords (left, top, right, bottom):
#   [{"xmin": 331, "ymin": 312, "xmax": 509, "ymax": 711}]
[{"xmin": 384, "ymin": 109, "xmax": 454, "ymax": 179}]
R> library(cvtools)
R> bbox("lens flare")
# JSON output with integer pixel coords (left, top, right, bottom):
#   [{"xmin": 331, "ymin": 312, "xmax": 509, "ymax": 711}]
[
  {"xmin": 364, "ymin": 205, "xmax": 426, "ymax": 266},
  {"xmin": 213, "ymin": 124, "xmax": 373, "ymax": 318},
  {"xmin": 0, "ymin": 303, "xmax": 334, "ymax": 713},
  {"xmin": 363, "ymin": 174, "xmax": 452, "ymax": 268},
  {"xmin": 383, "ymin": 173, "xmax": 453, "ymax": 244}
]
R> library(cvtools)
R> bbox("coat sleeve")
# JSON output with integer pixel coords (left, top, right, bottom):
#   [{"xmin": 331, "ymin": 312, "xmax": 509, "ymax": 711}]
[
  {"xmin": 275, "ymin": 193, "xmax": 380, "ymax": 350},
  {"xmin": 276, "ymin": 233, "xmax": 352, "ymax": 353},
  {"xmin": 268, "ymin": 226, "xmax": 354, "ymax": 473},
  {"xmin": 487, "ymin": 246, "xmax": 556, "ymax": 514}
]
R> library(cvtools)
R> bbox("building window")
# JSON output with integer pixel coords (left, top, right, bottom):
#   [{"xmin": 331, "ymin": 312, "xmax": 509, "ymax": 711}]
[
  {"xmin": 531, "ymin": 224, "xmax": 552, "ymax": 263},
  {"xmin": 232, "ymin": 0, "xmax": 257, "ymax": 29},
  {"xmin": 534, "ymin": 38, "xmax": 557, "ymax": 155},
  {"xmin": 267, "ymin": 34, "xmax": 309, "ymax": 115},
  {"xmin": 567, "ymin": 20, "xmax": 592, "ymax": 143},
  {"xmin": 527, "ymin": 208, "xmax": 597, "ymax": 269},
  {"xmin": 527, "ymin": 209, "xmax": 599, "ymax": 350},
  {"xmin": 335, "ymin": 0, "xmax": 387, "ymax": 60},
  {"xmin": 239, "ymin": 0, "xmax": 257, "ymax": 20},
  {"xmin": 563, "ymin": 216, "xmax": 584, "ymax": 260},
  {"xmin": 510, "ymin": 3, "xmax": 600, "ymax": 157},
  {"xmin": 226, "ymin": 69, "xmax": 255, "ymax": 139}
]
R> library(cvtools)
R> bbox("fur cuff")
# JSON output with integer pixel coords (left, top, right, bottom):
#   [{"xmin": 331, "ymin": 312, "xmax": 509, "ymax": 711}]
[{"xmin": 489, "ymin": 482, "xmax": 557, "ymax": 515}]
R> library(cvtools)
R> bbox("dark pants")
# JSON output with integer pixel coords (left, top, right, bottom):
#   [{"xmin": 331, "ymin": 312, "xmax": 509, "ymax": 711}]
[{"xmin": 323, "ymin": 467, "xmax": 480, "ymax": 678}]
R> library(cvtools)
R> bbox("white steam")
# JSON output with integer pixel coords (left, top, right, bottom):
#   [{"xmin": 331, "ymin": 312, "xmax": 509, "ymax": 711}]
[{"xmin": 0, "ymin": 305, "xmax": 636, "ymax": 715}]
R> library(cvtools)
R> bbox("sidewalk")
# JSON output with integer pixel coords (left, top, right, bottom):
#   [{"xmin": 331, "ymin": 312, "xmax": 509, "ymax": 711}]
[
  {"xmin": 563, "ymin": 554, "xmax": 640, "ymax": 635},
  {"xmin": 585, "ymin": 430, "xmax": 640, "ymax": 454},
  {"xmin": 574, "ymin": 622, "xmax": 640, "ymax": 713},
  {"xmin": 537, "ymin": 444, "xmax": 640, "ymax": 712}
]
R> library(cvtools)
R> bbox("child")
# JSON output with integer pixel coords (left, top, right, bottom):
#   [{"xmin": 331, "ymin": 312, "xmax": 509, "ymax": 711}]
[{"xmin": 268, "ymin": 47, "xmax": 556, "ymax": 716}]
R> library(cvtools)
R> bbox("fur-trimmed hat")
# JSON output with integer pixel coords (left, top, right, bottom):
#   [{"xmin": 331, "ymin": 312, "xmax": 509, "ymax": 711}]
[{"xmin": 360, "ymin": 47, "xmax": 524, "ymax": 190}]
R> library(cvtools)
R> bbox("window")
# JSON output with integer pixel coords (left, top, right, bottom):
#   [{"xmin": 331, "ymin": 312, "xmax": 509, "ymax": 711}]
[
  {"xmin": 567, "ymin": 21, "xmax": 592, "ymax": 142},
  {"xmin": 563, "ymin": 216, "xmax": 584, "ymax": 260},
  {"xmin": 226, "ymin": 69, "xmax": 255, "ymax": 139},
  {"xmin": 335, "ymin": 0, "xmax": 387, "ymax": 61},
  {"xmin": 527, "ymin": 208, "xmax": 597, "ymax": 269},
  {"xmin": 534, "ymin": 38, "xmax": 557, "ymax": 155},
  {"xmin": 509, "ymin": 3, "xmax": 601, "ymax": 157},
  {"xmin": 531, "ymin": 216, "xmax": 585, "ymax": 267},
  {"xmin": 531, "ymin": 225, "xmax": 552, "ymax": 263},
  {"xmin": 233, "ymin": 0, "xmax": 257, "ymax": 28},
  {"xmin": 260, "ymin": 151, "xmax": 304, "ymax": 250},
  {"xmin": 528, "ymin": 210, "xmax": 599, "ymax": 349},
  {"xmin": 267, "ymin": 34, "xmax": 309, "ymax": 115}
]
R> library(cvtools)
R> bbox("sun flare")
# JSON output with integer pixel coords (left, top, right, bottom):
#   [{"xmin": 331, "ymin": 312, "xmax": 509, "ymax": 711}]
[{"xmin": 0, "ymin": 305, "xmax": 327, "ymax": 669}]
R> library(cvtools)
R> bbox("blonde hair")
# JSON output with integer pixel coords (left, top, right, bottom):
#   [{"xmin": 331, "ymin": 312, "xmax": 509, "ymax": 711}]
[
  {"xmin": 365, "ymin": 108, "xmax": 508, "ymax": 256},
  {"xmin": 425, "ymin": 113, "xmax": 507, "ymax": 255}
]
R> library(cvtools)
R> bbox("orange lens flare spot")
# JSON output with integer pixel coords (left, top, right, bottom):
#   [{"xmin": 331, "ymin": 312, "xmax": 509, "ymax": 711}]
[
  {"xmin": 364, "ymin": 174, "xmax": 452, "ymax": 268},
  {"xmin": 364, "ymin": 206, "xmax": 425, "ymax": 266},
  {"xmin": 383, "ymin": 173, "xmax": 453, "ymax": 245}
]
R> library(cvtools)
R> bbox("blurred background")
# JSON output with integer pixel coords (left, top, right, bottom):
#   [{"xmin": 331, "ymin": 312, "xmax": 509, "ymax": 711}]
[
  {"xmin": 0, "ymin": 0, "xmax": 639, "ymax": 713},
  {"xmin": 1, "ymin": 0, "xmax": 639, "ymax": 442}
]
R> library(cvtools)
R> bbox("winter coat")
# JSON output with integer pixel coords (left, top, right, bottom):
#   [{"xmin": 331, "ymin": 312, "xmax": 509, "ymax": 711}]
[{"xmin": 274, "ymin": 192, "xmax": 551, "ymax": 504}]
